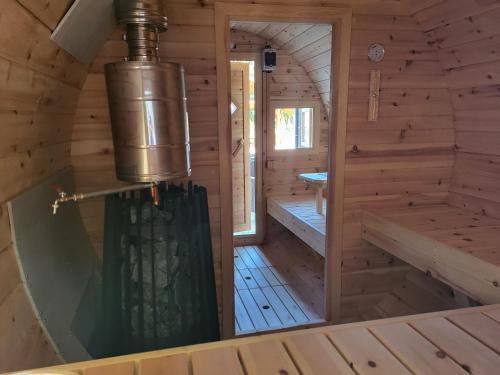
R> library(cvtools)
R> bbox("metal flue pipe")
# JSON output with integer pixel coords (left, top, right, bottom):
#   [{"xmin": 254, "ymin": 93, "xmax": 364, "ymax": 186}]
[{"xmin": 104, "ymin": 0, "xmax": 191, "ymax": 183}]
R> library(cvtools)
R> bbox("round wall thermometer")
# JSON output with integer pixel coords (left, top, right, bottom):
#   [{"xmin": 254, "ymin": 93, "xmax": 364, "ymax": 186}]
[{"xmin": 368, "ymin": 43, "xmax": 385, "ymax": 63}]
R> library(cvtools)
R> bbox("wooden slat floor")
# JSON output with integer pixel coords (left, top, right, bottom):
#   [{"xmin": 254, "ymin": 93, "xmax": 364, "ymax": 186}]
[
  {"xmin": 267, "ymin": 195, "xmax": 327, "ymax": 256},
  {"xmin": 234, "ymin": 245, "xmax": 324, "ymax": 335},
  {"xmin": 31, "ymin": 304, "xmax": 500, "ymax": 375}
]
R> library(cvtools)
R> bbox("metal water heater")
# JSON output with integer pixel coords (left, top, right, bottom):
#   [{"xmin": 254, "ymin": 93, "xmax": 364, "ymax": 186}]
[{"xmin": 105, "ymin": 0, "xmax": 191, "ymax": 183}]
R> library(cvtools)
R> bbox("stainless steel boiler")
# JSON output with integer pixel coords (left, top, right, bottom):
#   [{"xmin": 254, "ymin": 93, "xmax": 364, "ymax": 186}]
[{"xmin": 104, "ymin": 0, "xmax": 191, "ymax": 183}]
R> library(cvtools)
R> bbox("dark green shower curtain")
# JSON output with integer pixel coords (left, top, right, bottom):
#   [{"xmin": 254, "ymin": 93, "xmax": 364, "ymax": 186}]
[{"xmin": 100, "ymin": 182, "xmax": 220, "ymax": 357}]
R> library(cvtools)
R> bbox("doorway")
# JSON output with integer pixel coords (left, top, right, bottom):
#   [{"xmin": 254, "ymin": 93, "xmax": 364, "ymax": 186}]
[
  {"xmin": 216, "ymin": 3, "xmax": 352, "ymax": 338},
  {"xmin": 231, "ymin": 60, "xmax": 256, "ymax": 237},
  {"xmin": 230, "ymin": 20, "xmax": 334, "ymax": 335}
]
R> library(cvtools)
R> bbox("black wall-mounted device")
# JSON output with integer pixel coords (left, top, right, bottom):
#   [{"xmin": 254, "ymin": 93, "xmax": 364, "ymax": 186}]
[{"xmin": 262, "ymin": 45, "xmax": 277, "ymax": 73}]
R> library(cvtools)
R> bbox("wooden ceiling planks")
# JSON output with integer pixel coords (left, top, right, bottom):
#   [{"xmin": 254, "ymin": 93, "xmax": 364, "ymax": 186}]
[{"xmin": 231, "ymin": 21, "xmax": 332, "ymax": 112}]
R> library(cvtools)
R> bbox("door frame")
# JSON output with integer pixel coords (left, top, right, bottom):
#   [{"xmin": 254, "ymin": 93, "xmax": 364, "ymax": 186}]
[
  {"xmin": 215, "ymin": 2, "xmax": 352, "ymax": 338},
  {"xmin": 230, "ymin": 53, "xmax": 265, "ymax": 247},
  {"xmin": 230, "ymin": 61, "xmax": 252, "ymax": 234}
]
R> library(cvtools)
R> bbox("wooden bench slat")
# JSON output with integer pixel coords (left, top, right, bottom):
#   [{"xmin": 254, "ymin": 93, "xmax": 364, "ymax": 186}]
[
  {"xmin": 484, "ymin": 307, "xmax": 500, "ymax": 323},
  {"xmin": 239, "ymin": 339, "xmax": 300, "ymax": 375},
  {"xmin": 82, "ymin": 362, "xmax": 135, "ymax": 375},
  {"xmin": 284, "ymin": 333, "xmax": 354, "ymax": 375},
  {"xmin": 139, "ymin": 353, "xmax": 189, "ymax": 375},
  {"xmin": 411, "ymin": 317, "xmax": 500, "ymax": 375},
  {"xmin": 328, "ymin": 328, "xmax": 412, "ymax": 374},
  {"xmin": 447, "ymin": 312, "xmax": 500, "ymax": 354},
  {"xmin": 192, "ymin": 347, "xmax": 244, "ymax": 375},
  {"xmin": 371, "ymin": 322, "xmax": 468, "ymax": 374}
]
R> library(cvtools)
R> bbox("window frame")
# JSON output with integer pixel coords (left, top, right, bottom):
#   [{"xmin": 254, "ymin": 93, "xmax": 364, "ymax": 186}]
[{"xmin": 267, "ymin": 100, "xmax": 321, "ymax": 156}]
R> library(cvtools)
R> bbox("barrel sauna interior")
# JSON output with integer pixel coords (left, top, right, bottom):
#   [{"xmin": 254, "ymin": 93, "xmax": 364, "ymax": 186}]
[{"xmin": 1, "ymin": 0, "xmax": 500, "ymax": 372}]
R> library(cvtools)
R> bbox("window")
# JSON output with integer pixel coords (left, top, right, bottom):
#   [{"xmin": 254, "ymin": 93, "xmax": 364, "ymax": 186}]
[
  {"xmin": 274, "ymin": 107, "xmax": 314, "ymax": 150},
  {"xmin": 269, "ymin": 101, "xmax": 320, "ymax": 154}
]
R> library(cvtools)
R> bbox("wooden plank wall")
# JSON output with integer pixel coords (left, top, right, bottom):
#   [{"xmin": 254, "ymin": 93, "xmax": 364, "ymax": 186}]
[
  {"xmin": 230, "ymin": 29, "xmax": 330, "ymax": 197},
  {"xmin": 341, "ymin": 9, "xmax": 455, "ymax": 318},
  {"xmin": 71, "ymin": 0, "xmax": 455, "ymax": 323},
  {"xmin": 0, "ymin": 0, "xmax": 87, "ymax": 372},
  {"xmin": 408, "ymin": 0, "xmax": 500, "ymax": 219}
]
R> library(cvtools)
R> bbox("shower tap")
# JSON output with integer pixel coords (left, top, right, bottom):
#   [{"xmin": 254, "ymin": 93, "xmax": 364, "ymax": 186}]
[{"xmin": 50, "ymin": 183, "xmax": 158, "ymax": 215}]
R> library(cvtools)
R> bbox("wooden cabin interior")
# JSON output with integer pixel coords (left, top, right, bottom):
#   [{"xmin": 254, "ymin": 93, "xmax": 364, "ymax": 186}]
[{"xmin": 1, "ymin": 0, "xmax": 500, "ymax": 373}]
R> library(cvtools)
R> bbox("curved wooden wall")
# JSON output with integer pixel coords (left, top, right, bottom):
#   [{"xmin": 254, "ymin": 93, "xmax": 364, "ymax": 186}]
[
  {"xmin": 408, "ymin": 0, "xmax": 500, "ymax": 219},
  {"xmin": 0, "ymin": 0, "xmax": 87, "ymax": 372}
]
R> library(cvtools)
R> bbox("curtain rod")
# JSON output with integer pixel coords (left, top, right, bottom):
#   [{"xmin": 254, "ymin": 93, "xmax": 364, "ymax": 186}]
[{"xmin": 51, "ymin": 182, "xmax": 156, "ymax": 215}]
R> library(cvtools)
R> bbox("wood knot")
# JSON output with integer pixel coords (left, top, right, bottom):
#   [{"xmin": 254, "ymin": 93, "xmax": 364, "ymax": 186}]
[
  {"xmin": 436, "ymin": 350, "xmax": 446, "ymax": 359},
  {"xmin": 279, "ymin": 370, "xmax": 289, "ymax": 375},
  {"xmin": 368, "ymin": 360, "xmax": 377, "ymax": 368}
]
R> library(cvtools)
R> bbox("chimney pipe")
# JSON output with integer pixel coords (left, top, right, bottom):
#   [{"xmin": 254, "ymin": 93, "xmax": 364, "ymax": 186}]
[{"xmin": 104, "ymin": 0, "xmax": 191, "ymax": 183}]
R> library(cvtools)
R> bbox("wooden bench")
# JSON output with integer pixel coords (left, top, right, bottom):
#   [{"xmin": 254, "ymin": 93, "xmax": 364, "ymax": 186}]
[
  {"xmin": 267, "ymin": 195, "xmax": 326, "ymax": 256},
  {"xmin": 362, "ymin": 204, "xmax": 500, "ymax": 305},
  {"xmin": 20, "ymin": 304, "xmax": 500, "ymax": 375}
]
